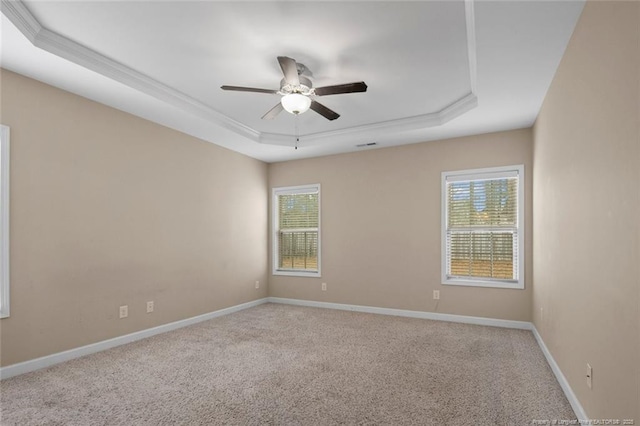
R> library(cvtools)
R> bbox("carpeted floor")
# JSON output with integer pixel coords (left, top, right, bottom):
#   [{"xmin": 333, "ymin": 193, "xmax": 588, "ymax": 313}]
[{"xmin": 1, "ymin": 303, "xmax": 575, "ymax": 425}]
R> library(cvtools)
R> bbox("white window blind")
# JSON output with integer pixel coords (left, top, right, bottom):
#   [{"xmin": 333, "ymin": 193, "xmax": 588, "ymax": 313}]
[
  {"xmin": 273, "ymin": 185, "xmax": 320, "ymax": 276},
  {"xmin": 442, "ymin": 166, "xmax": 523, "ymax": 289}
]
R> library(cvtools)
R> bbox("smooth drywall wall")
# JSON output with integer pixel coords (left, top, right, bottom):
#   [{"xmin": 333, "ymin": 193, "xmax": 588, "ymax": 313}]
[
  {"xmin": 269, "ymin": 128, "xmax": 533, "ymax": 321},
  {"xmin": 533, "ymin": 1, "xmax": 639, "ymax": 419},
  {"xmin": 0, "ymin": 70, "xmax": 269, "ymax": 366}
]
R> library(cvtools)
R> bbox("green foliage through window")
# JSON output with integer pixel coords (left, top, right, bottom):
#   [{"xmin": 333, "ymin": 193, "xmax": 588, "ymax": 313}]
[
  {"xmin": 444, "ymin": 168, "xmax": 522, "ymax": 285},
  {"xmin": 274, "ymin": 187, "xmax": 320, "ymax": 274}
]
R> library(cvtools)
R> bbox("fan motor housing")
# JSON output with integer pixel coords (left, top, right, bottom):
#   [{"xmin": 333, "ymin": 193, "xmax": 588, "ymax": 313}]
[{"xmin": 279, "ymin": 76, "xmax": 313, "ymax": 96}]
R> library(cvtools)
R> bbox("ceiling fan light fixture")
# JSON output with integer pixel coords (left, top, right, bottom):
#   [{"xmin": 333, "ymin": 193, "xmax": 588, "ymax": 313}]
[
  {"xmin": 222, "ymin": 56, "xmax": 365, "ymax": 121},
  {"xmin": 281, "ymin": 93, "xmax": 311, "ymax": 115}
]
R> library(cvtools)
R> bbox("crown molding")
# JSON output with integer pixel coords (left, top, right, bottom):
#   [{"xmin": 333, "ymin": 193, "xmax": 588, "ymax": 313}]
[
  {"xmin": 259, "ymin": 92, "xmax": 478, "ymax": 147},
  {"xmin": 0, "ymin": 0, "xmax": 39, "ymax": 41},
  {"xmin": 465, "ymin": 0, "xmax": 478, "ymax": 94},
  {"xmin": 0, "ymin": 0, "xmax": 260, "ymax": 142},
  {"xmin": 256, "ymin": 0, "xmax": 479, "ymax": 148},
  {"xmin": 1, "ymin": 0, "xmax": 478, "ymax": 148}
]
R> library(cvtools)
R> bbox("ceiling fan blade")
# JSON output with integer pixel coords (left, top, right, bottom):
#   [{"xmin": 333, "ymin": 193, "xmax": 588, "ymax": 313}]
[
  {"xmin": 310, "ymin": 100, "xmax": 340, "ymax": 121},
  {"xmin": 220, "ymin": 85, "xmax": 278, "ymax": 94},
  {"xmin": 314, "ymin": 81, "xmax": 368, "ymax": 96},
  {"xmin": 277, "ymin": 56, "xmax": 300, "ymax": 86},
  {"xmin": 261, "ymin": 102, "xmax": 284, "ymax": 120}
]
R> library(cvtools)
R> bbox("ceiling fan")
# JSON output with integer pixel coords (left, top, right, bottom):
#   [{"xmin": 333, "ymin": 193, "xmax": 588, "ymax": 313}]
[{"xmin": 221, "ymin": 56, "xmax": 367, "ymax": 121}]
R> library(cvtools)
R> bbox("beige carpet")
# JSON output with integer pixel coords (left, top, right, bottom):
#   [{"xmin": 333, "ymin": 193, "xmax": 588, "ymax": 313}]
[{"xmin": 1, "ymin": 303, "xmax": 575, "ymax": 425}]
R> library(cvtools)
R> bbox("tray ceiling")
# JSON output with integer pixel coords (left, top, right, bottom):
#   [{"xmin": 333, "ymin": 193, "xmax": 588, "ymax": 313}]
[{"xmin": 1, "ymin": 0, "xmax": 585, "ymax": 162}]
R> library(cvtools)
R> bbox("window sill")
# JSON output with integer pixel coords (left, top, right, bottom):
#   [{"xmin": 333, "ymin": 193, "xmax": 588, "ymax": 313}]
[
  {"xmin": 442, "ymin": 278, "xmax": 524, "ymax": 290},
  {"xmin": 273, "ymin": 270, "xmax": 321, "ymax": 278}
]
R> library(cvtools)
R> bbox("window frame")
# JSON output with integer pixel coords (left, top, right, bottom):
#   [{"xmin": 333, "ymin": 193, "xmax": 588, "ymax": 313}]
[
  {"xmin": 441, "ymin": 165, "xmax": 524, "ymax": 289},
  {"xmin": 272, "ymin": 184, "xmax": 321, "ymax": 278},
  {"xmin": 1, "ymin": 125, "xmax": 10, "ymax": 318}
]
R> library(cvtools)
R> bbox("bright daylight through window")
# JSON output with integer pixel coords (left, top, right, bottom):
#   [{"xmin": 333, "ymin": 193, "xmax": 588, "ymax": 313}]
[
  {"xmin": 0, "ymin": 125, "xmax": 10, "ymax": 318},
  {"xmin": 442, "ymin": 165, "xmax": 523, "ymax": 289},
  {"xmin": 273, "ymin": 184, "xmax": 320, "ymax": 277}
]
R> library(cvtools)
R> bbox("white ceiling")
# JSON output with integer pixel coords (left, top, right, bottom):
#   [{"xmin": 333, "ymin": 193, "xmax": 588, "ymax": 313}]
[{"xmin": 1, "ymin": 0, "xmax": 584, "ymax": 163}]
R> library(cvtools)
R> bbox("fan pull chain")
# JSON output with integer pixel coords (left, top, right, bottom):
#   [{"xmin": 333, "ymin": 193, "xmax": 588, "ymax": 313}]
[{"xmin": 294, "ymin": 114, "xmax": 299, "ymax": 150}]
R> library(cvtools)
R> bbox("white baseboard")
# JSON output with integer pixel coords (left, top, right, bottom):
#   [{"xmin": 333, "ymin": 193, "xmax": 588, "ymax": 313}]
[
  {"xmin": 0, "ymin": 297, "xmax": 269, "ymax": 380},
  {"xmin": 531, "ymin": 326, "xmax": 589, "ymax": 421},
  {"xmin": 268, "ymin": 297, "xmax": 532, "ymax": 329},
  {"xmin": 269, "ymin": 297, "xmax": 588, "ymax": 420},
  {"xmin": 1, "ymin": 294, "xmax": 588, "ymax": 422}
]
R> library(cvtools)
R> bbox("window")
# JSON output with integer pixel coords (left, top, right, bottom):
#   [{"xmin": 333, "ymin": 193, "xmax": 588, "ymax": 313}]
[
  {"xmin": 442, "ymin": 165, "xmax": 524, "ymax": 289},
  {"xmin": 0, "ymin": 125, "xmax": 9, "ymax": 318},
  {"xmin": 273, "ymin": 184, "xmax": 320, "ymax": 277}
]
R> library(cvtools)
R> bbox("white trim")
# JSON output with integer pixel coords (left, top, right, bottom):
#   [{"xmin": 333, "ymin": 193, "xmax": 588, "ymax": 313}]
[
  {"xmin": 0, "ymin": 125, "xmax": 9, "ymax": 319},
  {"xmin": 268, "ymin": 297, "xmax": 532, "ymax": 330},
  {"xmin": 441, "ymin": 164, "xmax": 525, "ymax": 290},
  {"xmin": 272, "ymin": 184, "xmax": 321, "ymax": 278},
  {"xmin": 445, "ymin": 168, "xmax": 519, "ymax": 182},
  {"xmin": 0, "ymin": 298, "xmax": 268, "ymax": 380},
  {"xmin": 0, "ymin": 0, "xmax": 259, "ymax": 143},
  {"xmin": 0, "ymin": 0, "xmax": 40, "ymax": 42},
  {"xmin": 531, "ymin": 326, "xmax": 589, "ymax": 421},
  {"xmin": 268, "ymin": 297, "xmax": 586, "ymax": 421},
  {"xmin": 464, "ymin": 0, "xmax": 478, "ymax": 95},
  {"xmin": 273, "ymin": 185, "xmax": 320, "ymax": 196},
  {"xmin": 1, "ymin": 0, "xmax": 479, "ymax": 150},
  {"xmin": 0, "ymin": 295, "xmax": 588, "ymax": 422},
  {"xmin": 273, "ymin": 270, "xmax": 322, "ymax": 278},
  {"xmin": 258, "ymin": 93, "xmax": 478, "ymax": 148},
  {"xmin": 440, "ymin": 278, "xmax": 520, "ymax": 290}
]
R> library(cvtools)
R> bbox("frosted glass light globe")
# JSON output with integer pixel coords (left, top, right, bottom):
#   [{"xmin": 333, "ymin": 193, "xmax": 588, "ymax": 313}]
[{"xmin": 281, "ymin": 93, "xmax": 311, "ymax": 115}]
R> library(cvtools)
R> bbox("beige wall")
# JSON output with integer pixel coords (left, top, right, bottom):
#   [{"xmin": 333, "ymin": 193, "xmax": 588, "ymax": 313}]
[
  {"xmin": 0, "ymin": 70, "xmax": 269, "ymax": 366},
  {"xmin": 269, "ymin": 128, "xmax": 533, "ymax": 321},
  {"xmin": 3, "ymin": 4, "xmax": 638, "ymax": 418},
  {"xmin": 532, "ymin": 1, "xmax": 639, "ymax": 419}
]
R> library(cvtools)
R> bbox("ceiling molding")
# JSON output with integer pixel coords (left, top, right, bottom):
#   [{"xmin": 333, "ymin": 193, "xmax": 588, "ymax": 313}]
[
  {"xmin": 260, "ymin": 0, "xmax": 478, "ymax": 147},
  {"xmin": 259, "ymin": 92, "xmax": 478, "ymax": 147},
  {"xmin": 465, "ymin": 0, "xmax": 478, "ymax": 95},
  {"xmin": 2, "ymin": 0, "xmax": 478, "ymax": 147},
  {"xmin": 0, "ymin": 0, "xmax": 260, "ymax": 142},
  {"xmin": 0, "ymin": 0, "xmax": 39, "ymax": 41}
]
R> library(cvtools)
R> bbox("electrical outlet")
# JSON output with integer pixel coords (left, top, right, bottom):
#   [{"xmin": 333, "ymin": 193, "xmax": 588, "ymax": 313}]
[
  {"xmin": 146, "ymin": 301, "xmax": 154, "ymax": 313},
  {"xmin": 119, "ymin": 305, "xmax": 128, "ymax": 319},
  {"xmin": 433, "ymin": 290, "xmax": 440, "ymax": 300},
  {"xmin": 321, "ymin": 282, "xmax": 327, "ymax": 291},
  {"xmin": 255, "ymin": 281, "xmax": 260, "ymax": 289},
  {"xmin": 586, "ymin": 363, "xmax": 592, "ymax": 389}
]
